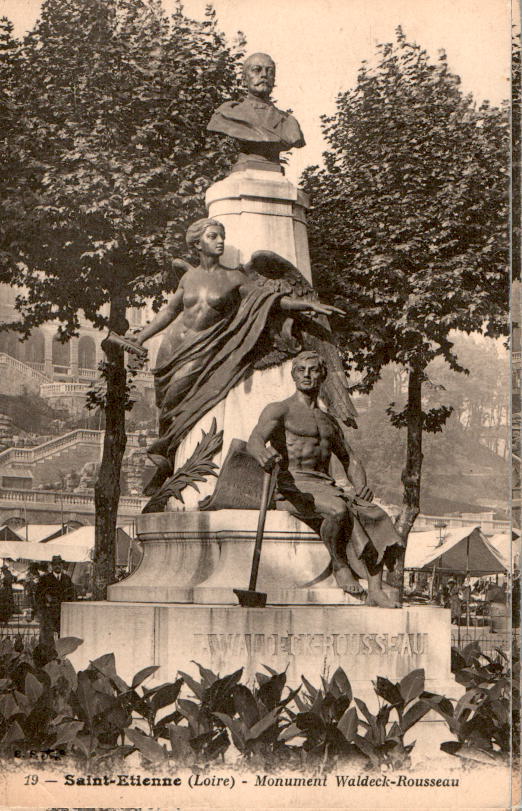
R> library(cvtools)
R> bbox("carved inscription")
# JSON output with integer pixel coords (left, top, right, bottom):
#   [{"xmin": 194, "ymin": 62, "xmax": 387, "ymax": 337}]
[{"xmin": 192, "ymin": 632, "xmax": 428, "ymax": 658}]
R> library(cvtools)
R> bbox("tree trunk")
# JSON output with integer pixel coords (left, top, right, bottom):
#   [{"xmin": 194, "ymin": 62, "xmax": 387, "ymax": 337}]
[
  {"xmin": 93, "ymin": 294, "xmax": 128, "ymax": 600},
  {"xmin": 390, "ymin": 366, "xmax": 423, "ymax": 599}
]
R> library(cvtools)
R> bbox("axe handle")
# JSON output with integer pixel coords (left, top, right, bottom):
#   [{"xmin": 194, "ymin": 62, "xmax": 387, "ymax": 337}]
[{"xmin": 248, "ymin": 464, "xmax": 278, "ymax": 593}]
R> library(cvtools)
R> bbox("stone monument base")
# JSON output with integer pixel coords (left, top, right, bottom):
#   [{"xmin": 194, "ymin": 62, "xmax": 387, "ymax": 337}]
[
  {"xmin": 62, "ymin": 602, "xmax": 458, "ymax": 709},
  {"xmin": 106, "ymin": 510, "xmax": 367, "ymax": 605}
]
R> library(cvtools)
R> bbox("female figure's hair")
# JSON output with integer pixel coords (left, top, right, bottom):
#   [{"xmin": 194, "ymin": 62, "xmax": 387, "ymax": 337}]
[{"xmin": 185, "ymin": 218, "xmax": 225, "ymax": 250}]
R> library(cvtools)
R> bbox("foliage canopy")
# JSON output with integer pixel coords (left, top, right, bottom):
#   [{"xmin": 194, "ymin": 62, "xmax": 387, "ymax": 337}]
[{"xmin": 303, "ymin": 28, "xmax": 509, "ymax": 398}]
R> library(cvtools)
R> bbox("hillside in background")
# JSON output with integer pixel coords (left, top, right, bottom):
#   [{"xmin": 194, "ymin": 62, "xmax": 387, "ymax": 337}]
[{"xmin": 347, "ymin": 334, "xmax": 509, "ymax": 517}]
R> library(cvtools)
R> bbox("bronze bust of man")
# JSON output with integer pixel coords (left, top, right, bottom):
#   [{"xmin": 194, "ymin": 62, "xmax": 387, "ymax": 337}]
[{"xmin": 207, "ymin": 52, "xmax": 305, "ymax": 171}]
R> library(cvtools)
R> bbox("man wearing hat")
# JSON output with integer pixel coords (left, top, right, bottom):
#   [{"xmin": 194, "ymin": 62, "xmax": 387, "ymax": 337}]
[
  {"xmin": 448, "ymin": 578, "xmax": 461, "ymax": 625},
  {"xmin": 35, "ymin": 555, "xmax": 76, "ymax": 647}
]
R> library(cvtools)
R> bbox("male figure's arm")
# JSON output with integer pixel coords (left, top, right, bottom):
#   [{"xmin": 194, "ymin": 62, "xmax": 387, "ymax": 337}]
[
  {"xmin": 331, "ymin": 420, "xmax": 374, "ymax": 502},
  {"xmin": 247, "ymin": 402, "xmax": 286, "ymax": 471}
]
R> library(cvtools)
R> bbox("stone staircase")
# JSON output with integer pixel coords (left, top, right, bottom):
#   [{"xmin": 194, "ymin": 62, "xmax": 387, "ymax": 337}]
[
  {"xmin": 0, "ymin": 352, "xmax": 51, "ymax": 395},
  {"xmin": 0, "ymin": 429, "xmax": 147, "ymax": 489}
]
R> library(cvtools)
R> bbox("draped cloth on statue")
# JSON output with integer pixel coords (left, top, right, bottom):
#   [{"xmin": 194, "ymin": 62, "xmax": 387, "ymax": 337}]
[
  {"xmin": 149, "ymin": 285, "xmax": 285, "ymax": 462},
  {"xmin": 207, "ymin": 97, "xmax": 305, "ymax": 149},
  {"xmin": 275, "ymin": 469, "xmax": 405, "ymax": 578}
]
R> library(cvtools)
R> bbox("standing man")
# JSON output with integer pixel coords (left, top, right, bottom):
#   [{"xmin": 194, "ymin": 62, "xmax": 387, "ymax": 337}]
[
  {"xmin": 247, "ymin": 351, "xmax": 404, "ymax": 607},
  {"xmin": 448, "ymin": 578, "xmax": 462, "ymax": 624},
  {"xmin": 35, "ymin": 555, "xmax": 76, "ymax": 646}
]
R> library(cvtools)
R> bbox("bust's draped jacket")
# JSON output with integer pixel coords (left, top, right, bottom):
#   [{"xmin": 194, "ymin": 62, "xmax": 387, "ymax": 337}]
[{"xmin": 207, "ymin": 96, "xmax": 305, "ymax": 149}]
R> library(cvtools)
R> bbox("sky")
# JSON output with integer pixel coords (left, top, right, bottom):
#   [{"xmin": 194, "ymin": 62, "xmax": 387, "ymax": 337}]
[{"xmin": 1, "ymin": 0, "xmax": 513, "ymax": 183}]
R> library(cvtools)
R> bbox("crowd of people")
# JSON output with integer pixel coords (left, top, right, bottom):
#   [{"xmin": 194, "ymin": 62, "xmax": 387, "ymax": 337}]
[{"xmin": 0, "ymin": 555, "xmax": 76, "ymax": 646}]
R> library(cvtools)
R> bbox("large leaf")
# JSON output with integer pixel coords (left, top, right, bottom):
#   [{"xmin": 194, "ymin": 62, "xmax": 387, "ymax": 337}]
[
  {"xmin": 337, "ymin": 706, "xmax": 358, "ymax": 741},
  {"xmin": 329, "ymin": 667, "xmax": 352, "ymax": 703},
  {"xmin": 300, "ymin": 674, "xmax": 319, "ymax": 700},
  {"xmin": 150, "ymin": 679, "xmax": 183, "ymax": 714},
  {"xmin": 168, "ymin": 725, "xmax": 192, "ymax": 759},
  {"xmin": 419, "ymin": 691, "xmax": 454, "ymax": 718},
  {"xmin": 399, "ymin": 669, "xmax": 425, "ymax": 704},
  {"xmin": 232, "ymin": 684, "xmax": 260, "ymax": 727},
  {"xmin": 55, "ymin": 637, "xmax": 83, "ymax": 658},
  {"xmin": 374, "ymin": 676, "xmax": 403, "ymax": 707},
  {"xmin": 295, "ymin": 711, "xmax": 325, "ymax": 734},
  {"xmin": 441, "ymin": 741, "xmax": 500, "ymax": 764},
  {"xmin": 75, "ymin": 672, "xmax": 98, "ymax": 726},
  {"xmin": 1, "ymin": 719, "xmax": 25, "ymax": 744},
  {"xmin": 24, "ymin": 673, "xmax": 44, "ymax": 704},
  {"xmin": 354, "ymin": 698, "xmax": 378, "ymax": 735},
  {"xmin": 213, "ymin": 712, "xmax": 245, "ymax": 750},
  {"xmin": 52, "ymin": 720, "xmax": 84, "ymax": 746},
  {"xmin": 400, "ymin": 700, "xmax": 431, "ymax": 732},
  {"xmin": 0, "ymin": 694, "xmax": 19, "ymax": 719},
  {"xmin": 278, "ymin": 722, "xmax": 306, "ymax": 743},
  {"xmin": 257, "ymin": 672, "xmax": 286, "ymax": 710},
  {"xmin": 246, "ymin": 707, "xmax": 281, "ymax": 741},
  {"xmin": 192, "ymin": 661, "xmax": 218, "ymax": 688},
  {"xmin": 352, "ymin": 733, "xmax": 380, "ymax": 767},
  {"xmin": 177, "ymin": 698, "xmax": 200, "ymax": 730},
  {"xmin": 177, "ymin": 671, "xmax": 204, "ymax": 700},
  {"xmin": 454, "ymin": 688, "xmax": 487, "ymax": 719},
  {"xmin": 126, "ymin": 727, "xmax": 167, "ymax": 762},
  {"xmin": 131, "ymin": 666, "xmax": 160, "ymax": 689},
  {"xmin": 88, "ymin": 653, "xmax": 118, "ymax": 679}
]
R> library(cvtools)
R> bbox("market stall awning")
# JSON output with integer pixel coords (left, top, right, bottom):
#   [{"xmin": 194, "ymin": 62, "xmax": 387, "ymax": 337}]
[
  {"xmin": 405, "ymin": 526, "xmax": 507, "ymax": 574},
  {"xmin": 56, "ymin": 525, "xmax": 139, "ymax": 566},
  {"xmin": 0, "ymin": 540, "xmax": 91, "ymax": 563},
  {"xmin": 487, "ymin": 533, "xmax": 512, "ymax": 569},
  {"xmin": 10, "ymin": 524, "xmax": 68, "ymax": 543}
]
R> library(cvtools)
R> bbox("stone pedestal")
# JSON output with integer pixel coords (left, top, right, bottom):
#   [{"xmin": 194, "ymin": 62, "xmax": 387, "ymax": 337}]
[
  {"xmin": 206, "ymin": 169, "xmax": 311, "ymax": 279},
  {"xmin": 107, "ymin": 510, "xmax": 360, "ymax": 605},
  {"xmin": 62, "ymin": 602, "xmax": 458, "ymax": 709}
]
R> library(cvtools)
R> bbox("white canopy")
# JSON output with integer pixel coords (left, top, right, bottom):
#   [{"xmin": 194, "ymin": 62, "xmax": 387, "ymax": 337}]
[
  {"xmin": 47, "ymin": 525, "xmax": 138, "ymax": 566},
  {"xmin": 405, "ymin": 526, "xmax": 507, "ymax": 574},
  {"xmin": 8, "ymin": 524, "xmax": 66, "ymax": 543},
  {"xmin": 487, "ymin": 533, "xmax": 514, "ymax": 568},
  {"xmin": 0, "ymin": 540, "xmax": 91, "ymax": 563}
]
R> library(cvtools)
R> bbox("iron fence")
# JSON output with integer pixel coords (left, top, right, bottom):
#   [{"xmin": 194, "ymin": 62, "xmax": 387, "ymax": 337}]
[{"xmin": 451, "ymin": 625, "xmax": 517, "ymax": 657}]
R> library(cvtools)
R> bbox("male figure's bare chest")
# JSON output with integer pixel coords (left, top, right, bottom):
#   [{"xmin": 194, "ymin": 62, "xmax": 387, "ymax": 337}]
[{"xmin": 284, "ymin": 405, "xmax": 335, "ymax": 443}]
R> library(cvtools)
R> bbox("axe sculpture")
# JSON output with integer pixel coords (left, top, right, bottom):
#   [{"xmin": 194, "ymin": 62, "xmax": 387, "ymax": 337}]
[{"xmin": 233, "ymin": 462, "xmax": 279, "ymax": 608}]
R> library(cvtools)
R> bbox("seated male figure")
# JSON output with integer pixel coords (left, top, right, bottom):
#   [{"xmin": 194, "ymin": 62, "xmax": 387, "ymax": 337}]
[{"xmin": 247, "ymin": 351, "xmax": 403, "ymax": 608}]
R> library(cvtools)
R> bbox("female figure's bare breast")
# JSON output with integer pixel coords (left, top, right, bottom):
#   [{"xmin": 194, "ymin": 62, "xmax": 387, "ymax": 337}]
[
  {"xmin": 180, "ymin": 268, "xmax": 243, "ymax": 332},
  {"xmin": 155, "ymin": 267, "xmax": 245, "ymax": 366}
]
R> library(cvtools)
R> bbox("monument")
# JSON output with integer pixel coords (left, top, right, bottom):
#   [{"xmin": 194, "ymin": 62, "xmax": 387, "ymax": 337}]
[{"xmin": 62, "ymin": 53, "xmax": 456, "ymax": 705}]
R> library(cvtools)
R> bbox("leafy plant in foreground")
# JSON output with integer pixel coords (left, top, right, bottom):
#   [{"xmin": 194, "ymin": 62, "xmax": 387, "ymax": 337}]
[
  {"xmin": 0, "ymin": 635, "xmax": 512, "ymax": 771},
  {"xmin": 426, "ymin": 642, "xmax": 512, "ymax": 765},
  {"xmin": 282, "ymin": 666, "xmax": 434, "ymax": 771}
]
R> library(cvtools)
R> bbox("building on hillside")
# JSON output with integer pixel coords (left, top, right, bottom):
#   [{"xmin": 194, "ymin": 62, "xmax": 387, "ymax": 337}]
[
  {"xmin": 0, "ymin": 284, "xmax": 160, "ymax": 512},
  {"xmin": 0, "ymin": 283, "xmax": 162, "ymax": 415}
]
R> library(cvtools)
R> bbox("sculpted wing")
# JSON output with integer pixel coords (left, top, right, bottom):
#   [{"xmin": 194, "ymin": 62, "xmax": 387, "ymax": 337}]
[{"xmin": 244, "ymin": 251, "xmax": 357, "ymax": 428}]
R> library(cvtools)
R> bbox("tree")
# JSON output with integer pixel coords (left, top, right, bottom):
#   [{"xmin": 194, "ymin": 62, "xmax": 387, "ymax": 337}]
[
  {"xmin": 0, "ymin": 0, "xmax": 245, "ymax": 597},
  {"xmin": 512, "ymin": 26, "xmax": 520, "ymax": 282},
  {"xmin": 350, "ymin": 340, "xmax": 509, "ymax": 515},
  {"xmin": 302, "ymin": 28, "xmax": 509, "ymax": 591}
]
